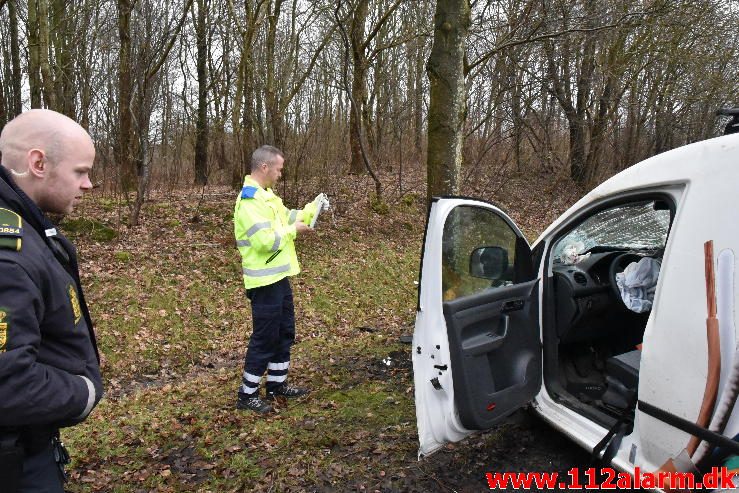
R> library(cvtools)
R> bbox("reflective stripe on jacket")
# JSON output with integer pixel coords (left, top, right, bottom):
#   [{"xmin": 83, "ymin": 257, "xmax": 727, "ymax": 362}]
[{"xmin": 234, "ymin": 176, "xmax": 317, "ymax": 289}]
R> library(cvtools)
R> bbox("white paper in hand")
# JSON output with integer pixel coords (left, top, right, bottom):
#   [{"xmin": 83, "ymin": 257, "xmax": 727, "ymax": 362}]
[{"xmin": 309, "ymin": 193, "xmax": 329, "ymax": 228}]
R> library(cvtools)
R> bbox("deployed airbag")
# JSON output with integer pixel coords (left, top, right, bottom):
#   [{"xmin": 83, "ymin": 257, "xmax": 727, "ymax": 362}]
[{"xmin": 616, "ymin": 257, "xmax": 661, "ymax": 313}]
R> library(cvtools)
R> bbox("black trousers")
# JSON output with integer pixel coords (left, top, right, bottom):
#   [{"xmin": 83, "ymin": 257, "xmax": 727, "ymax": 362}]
[
  {"xmin": 18, "ymin": 443, "xmax": 65, "ymax": 493},
  {"xmin": 239, "ymin": 277, "xmax": 296, "ymax": 396}
]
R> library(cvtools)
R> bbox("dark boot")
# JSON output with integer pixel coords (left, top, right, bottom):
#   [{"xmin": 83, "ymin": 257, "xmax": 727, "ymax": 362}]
[
  {"xmin": 236, "ymin": 394, "xmax": 273, "ymax": 414},
  {"xmin": 266, "ymin": 383, "xmax": 309, "ymax": 400}
]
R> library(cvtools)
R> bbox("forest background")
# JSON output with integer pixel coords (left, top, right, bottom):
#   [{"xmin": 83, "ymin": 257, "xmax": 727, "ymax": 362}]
[
  {"xmin": 1, "ymin": 0, "xmax": 739, "ymax": 491},
  {"xmin": 1, "ymin": 0, "xmax": 738, "ymax": 217}
]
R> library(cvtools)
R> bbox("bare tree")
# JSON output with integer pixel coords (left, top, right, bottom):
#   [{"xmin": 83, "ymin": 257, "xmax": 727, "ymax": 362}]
[
  {"xmin": 116, "ymin": 0, "xmax": 193, "ymax": 225},
  {"xmin": 193, "ymin": 0, "xmax": 209, "ymax": 185},
  {"xmin": 335, "ymin": 0, "xmax": 383, "ymax": 198},
  {"xmin": 7, "ymin": 0, "xmax": 21, "ymax": 117},
  {"xmin": 116, "ymin": 0, "xmax": 135, "ymax": 192},
  {"xmin": 426, "ymin": 0, "xmax": 470, "ymax": 201},
  {"xmin": 227, "ymin": 0, "xmax": 268, "ymax": 187}
]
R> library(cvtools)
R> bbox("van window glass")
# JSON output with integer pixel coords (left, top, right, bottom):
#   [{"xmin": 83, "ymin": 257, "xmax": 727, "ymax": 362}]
[
  {"xmin": 442, "ymin": 206, "xmax": 518, "ymax": 301},
  {"xmin": 552, "ymin": 201, "xmax": 670, "ymax": 262}
]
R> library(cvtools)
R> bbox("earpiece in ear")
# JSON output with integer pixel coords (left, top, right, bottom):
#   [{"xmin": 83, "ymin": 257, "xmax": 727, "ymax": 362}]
[{"xmin": 10, "ymin": 168, "xmax": 29, "ymax": 177}]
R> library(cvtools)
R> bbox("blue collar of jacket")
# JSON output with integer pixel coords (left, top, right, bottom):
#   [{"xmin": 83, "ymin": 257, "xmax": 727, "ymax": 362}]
[{"xmin": 241, "ymin": 176, "xmax": 276, "ymax": 200}]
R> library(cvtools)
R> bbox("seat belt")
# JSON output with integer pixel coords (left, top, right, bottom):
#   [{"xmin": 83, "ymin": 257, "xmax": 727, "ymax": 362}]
[{"xmin": 591, "ymin": 398, "xmax": 636, "ymax": 467}]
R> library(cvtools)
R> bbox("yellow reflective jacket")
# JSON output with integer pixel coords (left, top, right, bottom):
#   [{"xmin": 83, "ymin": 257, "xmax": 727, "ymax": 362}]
[{"xmin": 234, "ymin": 176, "xmax": 317, "ymax": 289}]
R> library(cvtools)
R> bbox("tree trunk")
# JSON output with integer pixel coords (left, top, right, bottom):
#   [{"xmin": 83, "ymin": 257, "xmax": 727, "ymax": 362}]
[
  {"xmin": 348, "ymin": 0, "xmax": 369, "ymax": 174},
  {"xmin": 51, "ymin": 0, "xmax": 75, "ymax": 117},
  {"xmin": 117, "ymin": 0, "xmax": 136, "ymax": 192},
  {"xmin": 194, "ymin": 0, "xmax": 209, "ymax": 185},
  {"xmin": 568, "ymin": 115, "xmax": 587, "ymax": 183},
  {"xmin": 265, "ymin": 0, "xmax": 285, "ymax": 148},
  {"xmin": 584, "ymin": 74, "xmax": 617, "ymax": 184},
  {"xmin": 130, "ymin": 99, "xmax": 152, "ymax": 227},
  {"xmin": 426, "ymin": 0, "xmax": 470, "ymax": 202},
  {"xmin": 232, "ymin": 50, "xmax": 252, "ymax": 188},
  {"xmin": 415, "ymin": 31, "xmax": 426, "ymax": 160},
  {"xmin": 655, "ymin": 93, "xmax": 671, "ymax": 155},
  {"xmin": 27, "ymin": 0, "xmax": 42, "ymax": 108},
  {"xmin": 229, "ymin": 0, "xmax": 262, "ymax": 188},
  {"xmin": 78, "ymin": 3, "xmax": 100, "ymax": 130},
  {"xmin": 8, "ymin": 0, "xmax": 22, "ymax": 116},
  {"xmin": 569, "ymin": 4, "xmax": 596, "ymax": 184},
  {"xmin": 0, "ymin": 80, "xmax": 5, "ymax": 128},
  {"xmin": 507, "ymin": 51, "xmax": 523, "ymax": 172},
  {"xmin": 37, "ymin": 0, "xmax": 57, "ymax": 110}
]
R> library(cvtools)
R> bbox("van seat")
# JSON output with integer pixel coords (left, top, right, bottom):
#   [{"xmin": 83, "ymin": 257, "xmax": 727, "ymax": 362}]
[{"xmin": 601, "ymin": 349, "xmax": 641, "ymax": 410}]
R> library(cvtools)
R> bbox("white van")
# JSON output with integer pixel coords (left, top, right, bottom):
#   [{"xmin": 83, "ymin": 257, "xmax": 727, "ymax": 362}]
[{"xmin": 413, "ymin": 132, "xmax": 739, "ymax": 489}]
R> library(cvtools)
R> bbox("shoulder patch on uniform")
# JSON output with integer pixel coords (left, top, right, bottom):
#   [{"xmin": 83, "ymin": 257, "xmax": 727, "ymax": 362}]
[
  {"xmin": 0, "ymin": 310, "xmax": 8, "ymax": 352},
  {"xmin": 241, "ymin": 186, "xmax": 259, "ymax": 199},
  {"xmin": 68, "ymin": 285, "xmax": 82, "ymax": 324},
  {"xmin": 0, "ymin": 208, "xmax": 22, "ymax": 252}
]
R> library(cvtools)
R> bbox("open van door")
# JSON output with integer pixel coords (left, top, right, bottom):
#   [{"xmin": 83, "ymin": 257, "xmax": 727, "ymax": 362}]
[{"xmin": 413, "ymin": 197, "xmax": 542, "ymax": 456}]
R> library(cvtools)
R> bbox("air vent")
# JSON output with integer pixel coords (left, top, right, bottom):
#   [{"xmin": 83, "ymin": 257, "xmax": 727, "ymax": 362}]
[{"xmin": 573, "ymin": 272, "xmax": 587, "ymax": 285}]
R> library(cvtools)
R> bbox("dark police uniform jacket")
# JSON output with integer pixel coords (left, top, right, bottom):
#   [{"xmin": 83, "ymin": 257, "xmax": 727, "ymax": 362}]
[{"xmin": 0, "ymin": 166, "xmax": 102, "ymax": 437}]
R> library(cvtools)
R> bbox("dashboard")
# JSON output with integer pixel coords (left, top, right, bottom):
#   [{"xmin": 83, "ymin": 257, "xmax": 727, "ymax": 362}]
[{"xmin": 551, "ymin": 250, "xmax": 657, "ymax": 343}]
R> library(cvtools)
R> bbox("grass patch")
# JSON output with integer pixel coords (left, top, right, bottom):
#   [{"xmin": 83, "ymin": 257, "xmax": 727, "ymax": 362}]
[
  {"xmin": 370, "ymin": 194, "xmax": 390, "ymax": 215},
  {"xmin": 62, "ymin": 217, "xmax": 117, "ymax": 242},
  {"xmin": 113, "ymin": 251, "xmax": 131, "ymax": 262},
  {"xmin": 401, "ymin": 192, "xmax": 419, "ymax": 207}
]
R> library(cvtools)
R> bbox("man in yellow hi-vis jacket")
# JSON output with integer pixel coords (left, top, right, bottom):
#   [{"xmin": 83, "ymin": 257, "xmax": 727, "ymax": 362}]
[{"xmin": 233, "ymin": 145, "xmax": 324, "ymax": 414}]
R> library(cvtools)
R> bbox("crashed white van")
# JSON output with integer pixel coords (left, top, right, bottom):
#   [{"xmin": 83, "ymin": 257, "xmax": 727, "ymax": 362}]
[{"xmin": 413, "ymin": 132, "xmax": 739, "ymax": 483}]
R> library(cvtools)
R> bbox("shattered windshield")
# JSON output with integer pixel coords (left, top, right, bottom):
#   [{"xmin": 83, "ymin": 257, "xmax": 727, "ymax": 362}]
[{"xmin": 552, "ymin": 201, "xmax": 671, "ymax": 262}]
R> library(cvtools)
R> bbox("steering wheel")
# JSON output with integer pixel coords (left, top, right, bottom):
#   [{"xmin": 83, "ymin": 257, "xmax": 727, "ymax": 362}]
[{"xmin": 608, "ymin": 252, "xmax": 643, "ymax": 305}]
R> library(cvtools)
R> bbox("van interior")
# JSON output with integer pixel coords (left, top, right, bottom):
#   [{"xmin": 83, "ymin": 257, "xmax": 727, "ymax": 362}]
[{"xmin": 542, "ymin": 198, "xmax": 673, "ymax": 426}]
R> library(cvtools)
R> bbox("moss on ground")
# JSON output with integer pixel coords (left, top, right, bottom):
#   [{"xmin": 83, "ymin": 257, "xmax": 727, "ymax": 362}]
[{"xmin": 62, "ymin": 217, "xmax": 117, "ymax": 242}]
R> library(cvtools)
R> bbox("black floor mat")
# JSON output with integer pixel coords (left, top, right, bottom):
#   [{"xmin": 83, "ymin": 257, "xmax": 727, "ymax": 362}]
[{"xmin": 561, "ymin": 347, "xmax": 606, "ymax": 403}]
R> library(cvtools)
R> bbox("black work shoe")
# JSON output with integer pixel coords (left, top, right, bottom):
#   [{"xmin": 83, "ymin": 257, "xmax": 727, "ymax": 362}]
[
  {"xmin": 266, "ymin": 384, "xmax": 309, "ymax": 400},
  {"xmin": 236, "ymin": 395, "xmax": 273, "ymax": 414}
]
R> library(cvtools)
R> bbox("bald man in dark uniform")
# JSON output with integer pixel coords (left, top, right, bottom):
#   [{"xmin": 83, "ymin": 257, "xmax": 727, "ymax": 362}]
[{"xmin": 0, "ymin": 110, "xmax": 103, "ymax": 492}]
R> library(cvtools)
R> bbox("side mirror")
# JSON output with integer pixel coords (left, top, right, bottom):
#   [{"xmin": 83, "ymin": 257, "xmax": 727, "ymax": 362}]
[{"xmin": 470, "ymin": 246, "xmax": 509, "ymax": 280}]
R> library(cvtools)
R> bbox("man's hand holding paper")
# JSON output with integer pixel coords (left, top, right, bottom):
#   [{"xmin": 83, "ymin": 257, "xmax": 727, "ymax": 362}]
[{"xmin": 309, "ymin": 193, "xmax": 330, "ymax": 228}]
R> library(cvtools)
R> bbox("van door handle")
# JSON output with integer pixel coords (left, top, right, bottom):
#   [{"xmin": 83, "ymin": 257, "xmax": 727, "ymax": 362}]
[{"xmin": 501, "ymin": 299, "xmax": 524, "ymax": 312}]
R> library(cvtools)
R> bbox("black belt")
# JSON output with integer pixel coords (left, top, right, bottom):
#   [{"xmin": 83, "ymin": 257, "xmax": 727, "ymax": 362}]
[
  {"xmin": 0, "ymin": 426, "xmax": 57, "ymax": 455},
  {"xmin": 0, "ymin": 431, "xmax": 23, "ymax": 493},
  {"xmin": 0, "ymin": 426, "xmax": 64, "ymax": 493}
]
